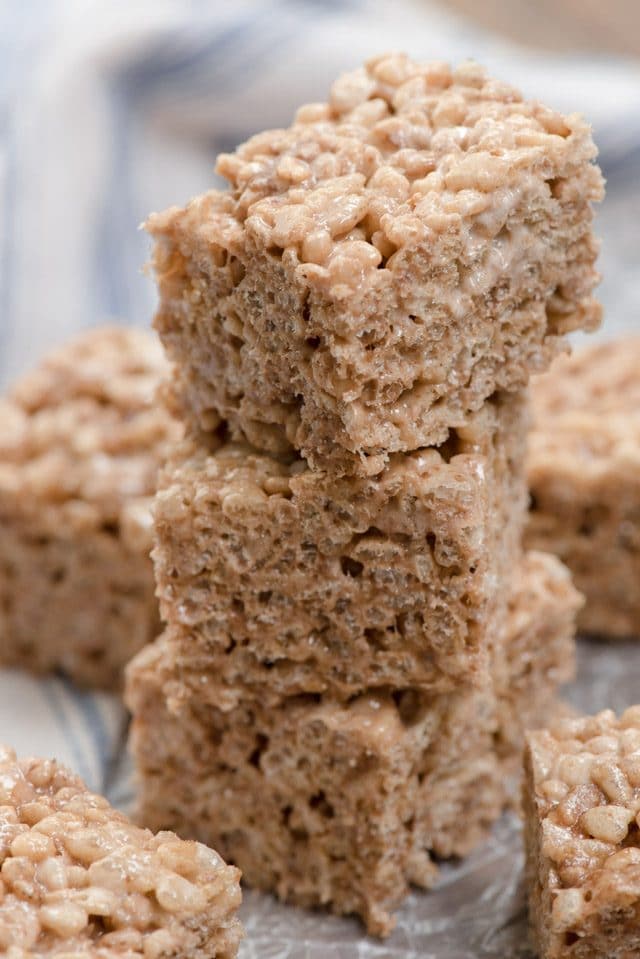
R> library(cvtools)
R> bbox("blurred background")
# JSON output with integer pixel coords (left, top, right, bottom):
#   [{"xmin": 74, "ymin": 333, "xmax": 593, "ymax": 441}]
[{"xmin": 1, "ymin": 0, "xmax": 639, "ymax": 387}]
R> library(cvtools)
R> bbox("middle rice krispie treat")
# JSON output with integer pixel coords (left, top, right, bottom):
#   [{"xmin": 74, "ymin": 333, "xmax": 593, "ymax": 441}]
[
  {"xmin": 153, "ymin": 392, "xmax": 527, "ymax": 699},
  {"xmin": 149, "ymin": 53, "xmax": 602, "ymax": 475},
  {"xmin": 527, "ymin": 335, "xmax": 640, "ymax": 638},
  {"xmin": 0, "ymin": 743, "xmax": 242, "ymax": 958},
  {"xmin": 127, "ymin": 549, "xmax": 581, "ymax": 937},
  {"xmin": 0, "ymin": 326, "xmax": 181, "ymax": 689},
  {"xmin": 524, "ymin": 707, "xmax": 640, "ymax": 959}
]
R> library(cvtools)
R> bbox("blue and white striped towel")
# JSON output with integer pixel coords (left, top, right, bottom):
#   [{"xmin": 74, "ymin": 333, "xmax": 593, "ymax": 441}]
[{"xmin": 0, "ymin": 668, "xmax": 128, "ymax": 797}]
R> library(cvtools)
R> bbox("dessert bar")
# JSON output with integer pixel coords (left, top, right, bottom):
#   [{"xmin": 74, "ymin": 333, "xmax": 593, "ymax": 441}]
[
  {"xmin": 153, "ymin": 392, "xmax": 527, "ymax": 698},
  {"xmin": 0, "ymin": 327, "xmax": 181, "ymax": 688},
  {"xmin": 524, "ymin": 706, "xmax": 640, "ymax": 958},
  {"xmin": 0, "ymin": 743, "xmax": 242, "ymax": 957},
  {"xmin": 495, "ymin": 550, "xmax": 581, "ymax": 786},
  {"xmin": 128, "ymin": 636, "xmax": 502, "ymax": 937},
  {"xmin": 149, "ymin": 54, "xmax": 602, "ymax": 474},
  {"xmin": 527, "ymin": 336, "xmax": 640, "ymax": 638}
]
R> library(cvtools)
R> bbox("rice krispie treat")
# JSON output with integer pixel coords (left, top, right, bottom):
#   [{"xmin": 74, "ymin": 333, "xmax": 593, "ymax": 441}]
[
  {"xmin": 0, "ymin": 743, "xmax": 242, "ymax": 958},
  {"xmin": 153, "ymin": 392, "xmax": 527, "ymax": 699},
  {"xmin": 149, "ymin": 53, "xmax": 602, "ymax": 475},
  {"xmin": 495, "ymin": 550, "xmax": 582, "ymax": 772},
  {"xmin": 127, "ymin": 637, "xmax": 502, "ymax": 938},
  {"xmin": 524, "ymin": 707, "xmax": 640, "ymax": 959},
  {"xmin": 527, "ymin": 335, "xmax": 640, "ymax": 638},
  {"xmin": 127, "ymin": 549, "xmax": 580, "ymax": 937},
  {"xmin": 0, "ymin": 327, "xmax": 181, "ymax": 689}
]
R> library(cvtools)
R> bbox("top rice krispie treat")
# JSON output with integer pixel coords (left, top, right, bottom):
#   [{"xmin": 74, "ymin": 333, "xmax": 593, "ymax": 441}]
[
  {"xmin": 0, "ymin": 743, "xmax": 242, "ymax": 957},
  {"xmin": 0, "ymin": 326, "xmax": 181, "ymax": 688},
  {"xmin": 149, "ymin": 53, "xmax": 603, "ymax": 474},
  {"xmin": 524, "ymin": 708, "xmax": 640, "ymax": 959},
  {"xmin": 527, "ymin": 335, "xmax": 640, "ymax": 637}
]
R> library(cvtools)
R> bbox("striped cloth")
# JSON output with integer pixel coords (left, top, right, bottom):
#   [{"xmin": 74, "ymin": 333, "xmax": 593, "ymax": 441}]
[
  {"xmin": 0, "ymin": 0, "xmax": 638, "ymax": 842},
  {"xmin": 0, "ymin": 668, "xmax": 128, "ymax": 797}
]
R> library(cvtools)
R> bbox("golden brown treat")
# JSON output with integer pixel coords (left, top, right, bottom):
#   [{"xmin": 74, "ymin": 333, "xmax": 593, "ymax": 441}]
[
  {"xmin": 153, "ymin": 392, "xmax": 527, "ymax": 699},
  {"xmin": 149, "ymin": 53, "xmax": 602, "ymax": 475},
  {"xmin": 127, "ymin": 637, "xmax": 502, "ymax": 939},
  {"xmin": 126, "ymin": 550, "xmax": 580, "ymax": 937},
  {"xmin": 0, "ymin": 327, "xmax": 181, "ymax": 689},
  {"xmin": 524, "ymin": 707, "xmax": 640, "ymax": 959},
  {"xmin": 527, "ymin": 336, "xmax": 640, "ymax": 638},
  {"xmin": 0, "ymin": 743, "xmax": 242, "ymax": 958},
  {"xmin": 495, "ymin": 551, "xmax": 582, "ymax": 789},
  {"xmin": 497, "ymin": 552, "xmax": 580, "ymax": 717}
]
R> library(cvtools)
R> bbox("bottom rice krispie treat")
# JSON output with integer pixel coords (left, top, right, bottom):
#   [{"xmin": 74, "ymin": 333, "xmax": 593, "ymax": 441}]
[
  {"xmin": 0, "ymin": 326, "xmax": 181, "ymax": 688},
  {"xmin": 524, "ymin": 707, "xmax": 640, "ymax": 959},
  {"xmin": 0, "ymin": 744, "xmax": 242, "ymax": 958},
  {"xmin": 128, "ymin": 639, "xmax": 501, "ymax": 938},
  {"xmin": 127, "ymin": 551, "xmax": 580, "ymax": 937},
  {"xmin": 527, "ymin": 335, "xmax": 640, "ymax": 638}
]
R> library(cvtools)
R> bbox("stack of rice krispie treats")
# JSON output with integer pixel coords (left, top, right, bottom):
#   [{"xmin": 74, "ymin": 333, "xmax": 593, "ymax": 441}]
[{"xmin": 126, "ymin": 54, "xmax": 603, "ymax": 934}]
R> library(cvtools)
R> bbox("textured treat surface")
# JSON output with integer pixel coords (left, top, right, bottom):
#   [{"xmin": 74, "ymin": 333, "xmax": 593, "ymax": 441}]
[
  {"xmin": 524, "ymin": 708, "xmax": 640, "ymax": 958},
  {"xmin": 128, "ymin": 639, "xmax": 501, "ymax": 938},
  {"xmin": 527, "ymin": 335, "xmax": 640, "ymax": 638},
  {"xmin": 153, "ymin": 393, "xmax": 527, "ymax": 698},
  {"xmin": 0, "ymin": 743, "xmax": 242, "ymax": 957},
  {"xmin": 494, "ymin": 550, "xmax": 581, "ymax": 775},
  {"xmin": 0, "ymin": 326, "xmax": 181, "ymax": 688},
  {"xmin": 127, "ymin": 550, "xmax": 579, "ymax": 937},
  {"xmin": 149, "ymin": 53, "xmax": 602, "ymax": 473}
]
